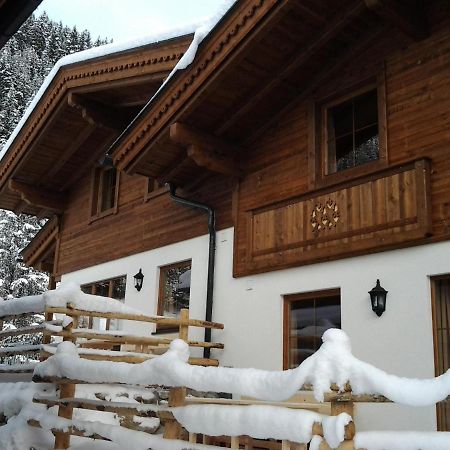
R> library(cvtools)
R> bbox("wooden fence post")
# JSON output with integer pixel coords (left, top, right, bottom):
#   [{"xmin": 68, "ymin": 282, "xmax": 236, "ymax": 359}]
[
  {"xmin": 54, "ymin": 310, "xmax": 78, "ymax": 450},
  {"xmin": 230, "ymin": 436, "xmax": 240, "ymax": 448},
  {"xmin": 163, "ymin": 309, "xmax": 189, "ymax": 440},
  {"xmin": 331, "ymin": 399, "xmax": 355, "ymax": 445}
]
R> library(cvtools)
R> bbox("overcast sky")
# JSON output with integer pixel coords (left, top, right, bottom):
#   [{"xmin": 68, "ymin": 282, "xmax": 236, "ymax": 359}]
[{"xmin": 35, "ymin": 0, "xmax": 228, "ymax": 42}]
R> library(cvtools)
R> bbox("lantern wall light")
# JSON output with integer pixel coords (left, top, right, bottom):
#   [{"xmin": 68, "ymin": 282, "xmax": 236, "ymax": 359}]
[
  {"xmin": 368, "ymin": 279, "xmax": 388, "ymax": 317},
  {"xmin": 134, "ymin": 269, "xmax": 144, "ymax": 292}
]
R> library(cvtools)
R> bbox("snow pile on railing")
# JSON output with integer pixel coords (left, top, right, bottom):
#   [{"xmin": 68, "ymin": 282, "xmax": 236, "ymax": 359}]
[
  {"xmin": 0, "ymin": 282, "xmax": 144, "ymax": 318},
  {"xmin": 0, "ymin": 382, "xmax": 54, "ymax": 419},
  {"xmin": 35, "ymin": 329, "xmax": 450, "ymax": 407},
  {"xmin": 0, "ymin": 295, "xmax": 45, "ymax": 317},
  {"xmin": 173, "ymin": 405, "xmax": 351, "ymax": 448}
]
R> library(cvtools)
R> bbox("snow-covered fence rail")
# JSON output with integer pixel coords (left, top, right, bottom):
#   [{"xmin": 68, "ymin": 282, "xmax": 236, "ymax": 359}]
[
  {"xmin": 27, "ymin": 326, "xmax": 450, "ymax": 450},
  {"xmin": 29, "ymin": 300, "xmax": 224, "ymax": 449},
  {"xmin": 0, "ymin": 298, "xmax": 57, "ymax": 378}
]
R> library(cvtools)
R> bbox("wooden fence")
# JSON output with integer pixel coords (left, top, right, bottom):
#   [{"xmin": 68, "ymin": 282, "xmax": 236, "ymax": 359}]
[
  {"xmin": 1, "ymin": 303, "xmax": 448, "ymax": 449},
  {"xmin": 31, "ymin": 305, "xmax": 225, "ymax": 449}
]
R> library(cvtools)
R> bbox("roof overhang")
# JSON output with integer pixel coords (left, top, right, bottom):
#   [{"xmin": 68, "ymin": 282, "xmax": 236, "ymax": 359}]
[
  {"xmin": 0, "ymin": 0, "xmax": 43, "ymax": 49},
  {"xmin": 0, "ymin": 34, "xmax": 193, "ymax": 217},
  {"xmin": 21, "ymin": 216, "xmax": 59, "ymax": 273},
  {"xmin": 111, "ymin": 0, "xmax": 430, "ymax": 186}
]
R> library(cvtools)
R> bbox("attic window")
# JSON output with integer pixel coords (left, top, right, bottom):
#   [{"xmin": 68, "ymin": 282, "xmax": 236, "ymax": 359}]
[{"xmin": 91, "ymin": 167, "xmax": 120, "ymax": 219}]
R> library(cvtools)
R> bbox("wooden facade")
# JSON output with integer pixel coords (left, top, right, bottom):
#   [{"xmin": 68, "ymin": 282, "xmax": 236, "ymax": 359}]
[{"xmin": 0, "ymin": 0, "xmax": 448, "ymax": 281}]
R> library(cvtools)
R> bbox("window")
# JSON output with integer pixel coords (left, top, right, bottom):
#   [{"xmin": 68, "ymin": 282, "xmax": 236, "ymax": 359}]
[
  {"xmin": 81, "ymin": 275, "xmax": 126, "ymax": 330},
  {"xmin": 325, "ymin": 88, "xmax": 379, "ymax": 173},
  {"xmin": 90, "ymin": 167, "xmax": 119, "ymax": 219},
  {"xmin": 157, "ymin": 260, "xmax": 191, "ymax": 331},
  {"xmin": 143, "ymin": 176, "xmax": 167, "ymax": 202},
  {"xmin": 313, "ymin": 77, "xmax": 387, "ymax": 187},
  {"xmin": 431, "ymin": 276, "xmax": 450, "ymax": 431},
  {"xmin": 283, "ymin": 289, "xmax": 341, "ymax": 369}
]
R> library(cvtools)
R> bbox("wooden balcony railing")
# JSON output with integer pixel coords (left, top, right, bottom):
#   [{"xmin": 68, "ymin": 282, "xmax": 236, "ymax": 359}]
[{"xmin": 235, "ymin": 158, "xmax": 432, "ymax": 276}]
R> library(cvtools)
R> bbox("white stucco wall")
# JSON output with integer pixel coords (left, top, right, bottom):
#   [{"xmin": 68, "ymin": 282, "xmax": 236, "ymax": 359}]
[{"xmin": 61, "ymin": 227, "xmax": 450, "ymax": 432}]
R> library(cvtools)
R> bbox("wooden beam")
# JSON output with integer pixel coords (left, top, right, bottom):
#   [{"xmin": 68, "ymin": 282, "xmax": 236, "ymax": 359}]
[
  {"xmin": 217, "ymin": 0, "xmax": 366, "ymax": 135},
  {"xmin": 8, "ymin": 179, "xmax": 65, "ymax": 213},
  {"xmin": 170, "ymin": 122, "xmax": 238, "ymax": 154},
  {"xmin": 156, "ymin": 156, "xmax": 193, "ymax": 185},
  {"xmin": 169, "ymin": 123, "xmax": 241, "ymax": 177},
  {"xmin": 365, "ymin": 0, "xmax": 429, "ymax": 41},
  {"xmin": 187, "ymin": 144, "xmax": 240, "ymax": 177},
  {"xmin": 246, "ymin": 25, "xmax": 385, "ymax": 144},
  {"xmin": 59, "ymin": 133, "xmax": 117, "ymax": 191},
  {"xmin": 67, "ymin": 92, "xmax": 129, "ymax": 132},
  {"xmin": 46, "ymin": 122, "xmax": 96, "ymax": 180}
]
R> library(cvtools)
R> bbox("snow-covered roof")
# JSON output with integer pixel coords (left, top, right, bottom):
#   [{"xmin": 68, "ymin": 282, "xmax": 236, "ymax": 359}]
[
  {"xmin": 0, "ymin": 24, "xmax": 197, "ymax": 163},
  {"xmin": 0, "ymin": 0, "xmax": 237, "ymax": 165}
]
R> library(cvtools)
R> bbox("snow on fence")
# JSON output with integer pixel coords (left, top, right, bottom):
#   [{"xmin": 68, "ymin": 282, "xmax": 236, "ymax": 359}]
[
  {"xmin": 0, "ymin": 295, "xmax": 55, "ymax": 379},
  {"xmin": 28, "ymin": 285, "xmax": 225, "ymax": 449},
  {"xmin": 1, "ymin": 284, "xmax": 450, "ymax": 449}
]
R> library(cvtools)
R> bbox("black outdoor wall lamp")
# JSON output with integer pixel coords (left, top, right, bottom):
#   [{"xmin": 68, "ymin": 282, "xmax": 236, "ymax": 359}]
[
  {"xmin": 368, "ymin": 279, "xmax": 388, "ymax": 317},
  {"xmin": 134, "ymin": 269, "xmax": 144, "ymax": 292}
]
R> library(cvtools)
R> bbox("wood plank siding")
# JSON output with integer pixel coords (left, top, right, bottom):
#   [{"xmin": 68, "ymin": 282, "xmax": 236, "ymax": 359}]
[
  {"xmin": 56, "ymin": 172, "xmax": 233, "ymax": 276},
  {"xmin": 233, "ymin": 7, "xmax": 450, "ymax": 276},
  {"xmin": 43, "ymin": 2, "xmax": 450, "ymax": 278}
]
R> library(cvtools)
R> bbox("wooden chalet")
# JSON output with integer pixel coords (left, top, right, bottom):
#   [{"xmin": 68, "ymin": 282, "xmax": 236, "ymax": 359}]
[{"xmin": 0, "ymin": 0, "xmax": 449, "ymax": 432}]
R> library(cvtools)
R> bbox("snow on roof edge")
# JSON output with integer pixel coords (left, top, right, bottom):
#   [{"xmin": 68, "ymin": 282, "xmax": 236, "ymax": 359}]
[
  {"xmin": 107, "ymin": 0, "xmax": 238, "ymax": 157},
  {"xmin": 0, "ymin": 22, "xmax": 202, "ymax": 163}
]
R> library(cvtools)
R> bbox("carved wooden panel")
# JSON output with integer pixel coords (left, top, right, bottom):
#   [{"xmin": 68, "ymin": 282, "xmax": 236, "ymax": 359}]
[{"xmin": 237, "ymin": 159, "xmax": 431, "ymax": 276}]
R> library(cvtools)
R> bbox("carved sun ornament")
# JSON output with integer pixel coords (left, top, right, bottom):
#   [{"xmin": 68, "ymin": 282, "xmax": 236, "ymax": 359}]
[{"xmin": 311, "ymin": 199, "xmax": 340, "ymax": 233}]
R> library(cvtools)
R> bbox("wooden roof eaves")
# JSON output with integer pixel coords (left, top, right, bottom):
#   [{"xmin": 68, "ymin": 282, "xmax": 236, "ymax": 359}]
[
  {"xmin": 112, "ymin": 0, "xmax": 287, "ymax": 174},
  {"xmin": 0, "ymin": 35, "xmax": 192, "ymax": 194},
  {"xmin": 20, "ymin": 216, "xmax": 59, "ymax": 267}
]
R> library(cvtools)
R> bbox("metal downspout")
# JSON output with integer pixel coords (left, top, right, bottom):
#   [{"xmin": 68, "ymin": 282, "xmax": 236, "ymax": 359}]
[{"xmin": 167, "ymin": 183, "xmax": 216, "ymax": 359}]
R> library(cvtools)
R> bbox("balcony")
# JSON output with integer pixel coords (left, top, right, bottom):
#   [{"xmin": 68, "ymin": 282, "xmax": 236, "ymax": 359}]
[{"xmin": 235, "ymin": 159, "xmax": 432, "ymax": 276}]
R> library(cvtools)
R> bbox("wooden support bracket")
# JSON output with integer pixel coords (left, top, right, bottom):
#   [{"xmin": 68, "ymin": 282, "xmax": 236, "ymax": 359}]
[
  {"xmin": 365, "ymin": 0, "xmax": 429, "ymax": 41},
  {"xmin": 169, "ymin": 122, "xmax": 241, "ymax": 177},
  {"xmin": 8, "ymin": 179, "xmax": 65, "ymax": 213},
  {"xmin": 68, "ymin": 92, "xmax": 129, "ymax": 131}
]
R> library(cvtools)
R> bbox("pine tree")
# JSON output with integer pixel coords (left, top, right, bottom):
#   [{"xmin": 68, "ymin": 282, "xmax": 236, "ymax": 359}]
[{"xmin": 0, "ymin": 13, "xmax": 109, "ymax": 359}]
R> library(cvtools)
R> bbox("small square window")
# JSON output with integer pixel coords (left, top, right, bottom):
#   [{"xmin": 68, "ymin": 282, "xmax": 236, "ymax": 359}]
[
  {"xmin": 157, "ymin": 260, "xmax": 191, "ymax": 331},
  {"xmin": 284, "ymin": 289, "xmax": 341, "ymax": 369}
]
